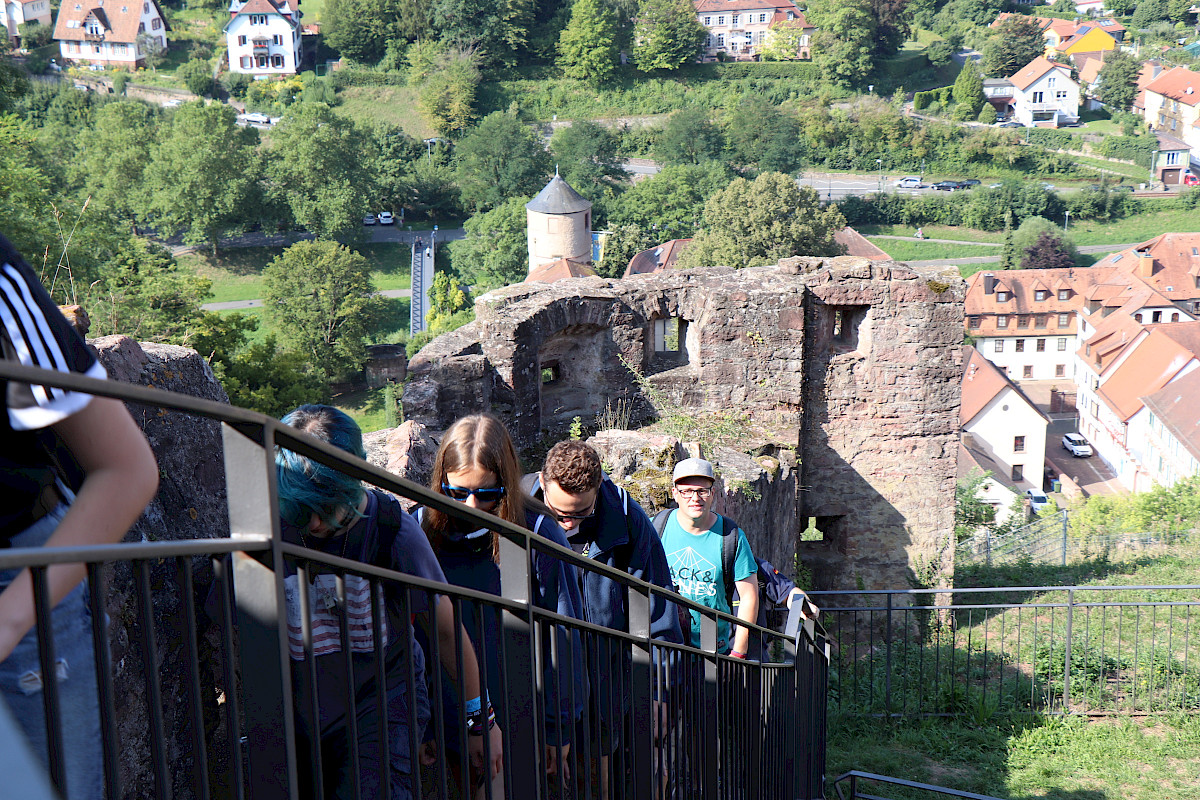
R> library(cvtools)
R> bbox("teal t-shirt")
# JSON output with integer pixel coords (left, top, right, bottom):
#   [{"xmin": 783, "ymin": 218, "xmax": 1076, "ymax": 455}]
[{"xmin": 660, "ymin": 511, "xmax": 757, "ymax": 653}]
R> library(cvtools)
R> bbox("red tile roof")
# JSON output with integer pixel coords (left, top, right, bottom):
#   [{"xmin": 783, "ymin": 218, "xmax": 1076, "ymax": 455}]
[
  {"xmin": 231, "ymin": 0, "xmax": 294, "ymax": 17},
  {"xmin": 834, "ymin": 226, "xmax": 889, "ymax": 261},
  {"xmin": 1095, "ymin": 324, "xmax": 1200, "ymax": 421},
  {"xmin": 1144, "ymin": 66, "xmax": 1200, "ymax": 107},
  {"xmin": 961, "ymin": 345, "xmax": 1047, "ymax": 426},
  {"xmin": 1009, "ymin": 56, "xmax": 1072, "ymax": 90},
  {"xmin": 625, "ymin": 239, "xmax": 693, "ymax": 278},
  {"xmin": 54, "ymin": 0, "xmax": 169, "ymax": 44},
  {"xmin": 694, "ymin": 0, "xmax": 802, "ymax": 13},
  {"xmin": 525, "ymin": 258, "xmax": 597, "ymax": 284}
]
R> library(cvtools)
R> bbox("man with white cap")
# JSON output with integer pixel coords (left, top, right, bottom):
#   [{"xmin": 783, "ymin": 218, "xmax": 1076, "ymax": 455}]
[{"xmin": 658, "ymin": 458, "xmax": 759, "ymax": 659}]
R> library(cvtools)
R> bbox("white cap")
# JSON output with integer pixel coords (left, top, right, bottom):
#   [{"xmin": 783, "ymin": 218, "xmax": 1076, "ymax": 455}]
[{"xmin": 672, "ymin": 458, "xmax": 715, "ymax": 484}]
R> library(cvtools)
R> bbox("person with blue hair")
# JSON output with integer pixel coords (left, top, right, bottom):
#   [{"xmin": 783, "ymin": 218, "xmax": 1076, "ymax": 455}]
[{"xmin": 276, "ymin": 404, "xmax": 502, "ymax": 800}]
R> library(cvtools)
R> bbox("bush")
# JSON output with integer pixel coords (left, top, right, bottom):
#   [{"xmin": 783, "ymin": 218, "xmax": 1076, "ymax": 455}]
[
  {"xmin": 977, "ymin": 104, "xmax": 997, "ymax": 124},
  {"xmin": 112, "ymin": 72, "xmax": 127, "ymax": 95},
  {"xmin": 222, "ymin": 71, "xmax": 252, "ymax": 99},
  {"xmin": 330, "ymin": 68, "xmax": 408, "ymax": 88},
  {"xmin": 1098, "ymin": 134, "xmax": 1157, "ymax": 168},
  {"xmin": 1024, "ymin": 128, "xmax": 1075, "ymax": 150},
  {"xmin": 18, "ymin": 21, "xmax": 53, "ymax": 48},
  {"xmin": 178, "ymin": 58, "xmax": 215, "ymax": 98}
]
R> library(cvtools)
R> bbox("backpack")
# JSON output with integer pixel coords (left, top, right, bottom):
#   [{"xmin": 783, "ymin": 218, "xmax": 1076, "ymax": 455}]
[{"xmin": 652, "ymin": 508, "xmax": 740, "ymax": 611}]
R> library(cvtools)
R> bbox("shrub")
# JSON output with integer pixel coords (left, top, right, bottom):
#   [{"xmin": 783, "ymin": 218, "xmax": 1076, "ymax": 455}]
[
  {"xmin": 18, "ymin": 21, "xmax": 53, "ymax": 48},
  {"xmin": 1024, "ymin": 128, "xmax": 1075, "ymax": 150},
  {"xmin": 1098, "ymin": 134, "xmax": 1157, "ymax": 168},
  {"xmin": 112, "ymin": 72, "xmax": 127, "ymax": 95},
  {"xmin": 222, "ymin": 71, "xmax": 252, "ymax": 99},
  {"xmin": 977, "ymin": 104, "xmax": 997, "ymax": 124}
]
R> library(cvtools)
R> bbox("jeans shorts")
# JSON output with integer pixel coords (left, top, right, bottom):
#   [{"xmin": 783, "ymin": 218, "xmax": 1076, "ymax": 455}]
[{"xmin": 0, "ymin": 503, "xmax": 104, "ymax": 800}]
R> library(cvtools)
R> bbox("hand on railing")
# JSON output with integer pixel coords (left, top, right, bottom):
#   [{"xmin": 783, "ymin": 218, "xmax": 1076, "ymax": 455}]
[
  {"xmin": 469, "ymin": 723, "xmax": 504, "ymax": 786},
  {"xmin": 545, "ymin": 742, "xmax": 571, "ymax": 779}
]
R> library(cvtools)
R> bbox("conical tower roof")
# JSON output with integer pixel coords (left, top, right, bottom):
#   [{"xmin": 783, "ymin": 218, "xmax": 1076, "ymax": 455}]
[{"xmin": 526, "ymin": 173, "xmax": 592, "ymax": 214}]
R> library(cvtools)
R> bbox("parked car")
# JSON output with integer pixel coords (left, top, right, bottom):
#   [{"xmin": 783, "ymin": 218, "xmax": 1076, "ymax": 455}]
[
  {"xmin": 1040, "ymin": 182, "xmax": 1056, "ymax": 191},
  {"xmin": 1025, "ymin": 489, "xmax": 1051, "ymax": 513},
  {"xmin": 242, "ymin": 112, "xmax": 272, "ymax": 125},
  {"xmin": 896, "ymin": 176, "xmax": 923, "ymax": 189},
  {"xmin": 363, "ymin": 214, "xmax": 378, "ymax": 226},
  {"xmin": 995, "ymin": 121, "xmax": 1023, "ymax": 128},
  {"xmin": 960, "ymin": 179, "xmax": 981, "ymax": 188},
  {"xmin": 377, "ymin": 211, "xmax": 395, "ymax": 225},
  {"xmin": 987, "ymin": 183, "xmax": 1005, "ymax": 189},
  {"xmin": 1184, "ymin": 173, "xmax": 1199, "ymax": 187},
  {"xmin": 1062, "ymin": 433, "xmax": 1093, "ymax": 457},
  {"xmin": 932, "ymin": 180, "xmax": 964, "ymax": 191}
]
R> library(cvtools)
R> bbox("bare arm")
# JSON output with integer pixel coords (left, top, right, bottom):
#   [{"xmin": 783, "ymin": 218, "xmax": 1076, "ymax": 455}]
[
  {"xmin": 731, "ymin": 577, "xmax": 759, "ymax": 657},
  {"xmin": 0, "ymin": 396, "xmax": 158, "ymax": 661}
]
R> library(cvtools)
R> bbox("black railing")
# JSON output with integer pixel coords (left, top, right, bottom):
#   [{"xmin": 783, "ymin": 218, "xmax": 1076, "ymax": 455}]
[
  {"xmin": 0, "ymin": 359, "xmax": 830, "ymax": 800},
  {"xmin": 831, "ymin": 771, "xmax": 1005, "ymax": 800},
  {"xmin": 814, "ymin": 586, "xmax": 1200, "ymax": 718}
]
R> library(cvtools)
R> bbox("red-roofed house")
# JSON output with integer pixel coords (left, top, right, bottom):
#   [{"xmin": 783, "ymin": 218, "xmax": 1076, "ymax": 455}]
[
  {"xmin": 1008, "ymin": 56, "xmax": 1080, "ymax": 128},
  {"xmin": 1075, "ymin": 322, "xmax": 1200, "ymax": 490},
  {"xmin": 1142, "ymin": 66, "xmax": 1200, "ymax": 179},
  {"xmin": 693, "ymin": 0, "xmax": 813, "ymax": 60},
  {"xmin": 225, "ymin": 0, "xmax": 302, "ymax": 75},
  {"xmin": 53, "ymin": 0, "xmax": 168, "ymax": 68},
  {"xmin": 625, "ymin": 238, "xmax": 692, "ymax": 278},
  {"xmin": 961, "ymin": 346, "xmax": 1051, "ymax": 495},
  {"xmin": 1137, "ymin": 369, "xmax": 1200, "ymax": 488}
]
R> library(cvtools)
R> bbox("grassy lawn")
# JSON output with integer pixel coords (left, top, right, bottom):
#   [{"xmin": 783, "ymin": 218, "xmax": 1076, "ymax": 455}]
[
  {"xmin": 829, "ymin": 550, "xmax": 1200, "ymax": 799},
  {"xmin": 871, "ymin": 239, "xmax": 1001, "ymax": 262},
  {"xmin": 1067, "ymin": 207, "xmax": 1200, "ymax": 246},
  {"xmin": 335, "ymin": 87, "xmax": 436, "ymax": 140},
  {"xmin": 298, "ymin": 0, "xmax": 326, "ymax": 23},
  {"xmin": 856, "ymin": 224, "xmax": 1007, "ymax": 243},
  {"xmin": 332, "ymin": 386, "xmax": 392, "ymax": 433},
  {"xmin": 1072, "ymin": 154, "xmax": 1150, "ymax": 181},
  {"xmin": 178, "ymin": 242, "xmax": 412, "ymax": 303}
]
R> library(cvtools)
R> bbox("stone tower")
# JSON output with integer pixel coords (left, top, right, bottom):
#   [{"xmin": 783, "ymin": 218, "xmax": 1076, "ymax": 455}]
[{"xmin": 526, "ymin": 172, "xmax": 592, "ymax": 274}]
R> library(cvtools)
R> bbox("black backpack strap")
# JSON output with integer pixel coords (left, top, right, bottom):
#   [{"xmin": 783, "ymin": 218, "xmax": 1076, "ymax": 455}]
[
  {"xmin": 719, "ymin": 515, "xmax": 739, "ymax": 610},
  {"xmin": 652, "ymin": 508, "xmax": 672, "ymax": 535}
]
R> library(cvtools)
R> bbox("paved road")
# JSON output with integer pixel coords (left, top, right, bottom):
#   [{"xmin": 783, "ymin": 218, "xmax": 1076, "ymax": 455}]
[
  {"xmin": 1045, "ymin": 419, "xmax": 1127, "ymax": 497},
  {"xmin": 872, "ymin": 235, "xmax": 1000, "ymax": 246},
  {"xmin": 202, "ymin": 288, "xmax": 412, "ymax": 312}
]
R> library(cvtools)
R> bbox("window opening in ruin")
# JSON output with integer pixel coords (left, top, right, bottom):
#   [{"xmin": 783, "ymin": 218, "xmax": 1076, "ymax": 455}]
[
  {"xmin": 541, "ymin": 364, "xmax": 561, "ymax": 385},
  {"xmin": 800, "ymin": 515, "xmax": 844, "ymax": 543},
  {"xmin": 827, "ymin": 305, "xmax": 869, "ymax": 351},
  {"xmin": 653, "ymin": 317, "xmax": 687, "ymax": 353}
]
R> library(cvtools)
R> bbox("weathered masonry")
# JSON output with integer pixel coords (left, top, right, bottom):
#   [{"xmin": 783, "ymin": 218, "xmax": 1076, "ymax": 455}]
[{"xmin": 403, "ymin": 257, "xmax": 965, "ymax": 595}]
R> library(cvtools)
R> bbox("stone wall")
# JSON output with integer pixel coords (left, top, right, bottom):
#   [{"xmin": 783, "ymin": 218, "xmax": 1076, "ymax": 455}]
[{"xmin": 403, "ymin": 257, "xmax": 965, "ymax": 598}]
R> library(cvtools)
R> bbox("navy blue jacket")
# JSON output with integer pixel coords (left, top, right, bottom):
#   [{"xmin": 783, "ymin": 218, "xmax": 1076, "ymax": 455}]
[
  {"xmin": 523, "ymin": 474, "xmax": 684, "ymax": 717},
  {"xmin": 415, "ymin": 506, "xmax": 586, "ymax": 748}
]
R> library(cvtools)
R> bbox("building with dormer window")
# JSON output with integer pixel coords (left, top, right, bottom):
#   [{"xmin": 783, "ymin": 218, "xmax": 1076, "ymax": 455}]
[
  {"xmin": 694, "ymin": 0, "xmax": 813, "ymax": 60},
  {"xmin": 5, "ymin": 0, "xmax": 53, "ymax": 44},
  {"xmin": 53, "ymin": 0, "xmax": 168, "ymax": 69},
  {"xmin": 225, "ymin": 0, "xmax": 301, "ymax": 76}
]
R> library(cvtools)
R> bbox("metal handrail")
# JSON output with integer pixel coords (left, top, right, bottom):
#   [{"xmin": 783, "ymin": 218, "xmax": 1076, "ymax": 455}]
[
  {"xmin": 1, "ymin": 357, "xmax": 830, "ymax": 799},
  {"xmin": 833, "ymin": 770, "xmax": 1006, "ymax": 800}
]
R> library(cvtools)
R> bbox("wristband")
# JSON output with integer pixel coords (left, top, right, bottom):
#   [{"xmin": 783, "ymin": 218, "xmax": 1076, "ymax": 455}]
[
  {"xmin": 730, "ymin": 650, "xmax": 747, "ymax": 660},
  {"xmin": 467, "ymin": 702, "xmax": 496, "ymax": 736},
  {"xmin": 465, "ymin": 694, "xmax": 485, "ymax": 715}
]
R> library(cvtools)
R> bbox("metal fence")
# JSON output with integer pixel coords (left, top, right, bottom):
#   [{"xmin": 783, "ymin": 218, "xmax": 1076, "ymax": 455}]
[
  {"xmin": 958, "ymin": 511, "xmax": 1193, "ymax": 568},
  {"xmin": 812, "ymin": 586, "xmax": 1200, "ymax": 718},
  {"xmin": 0, "ymin": 358, "xmax": 829, "ymax": 800}
]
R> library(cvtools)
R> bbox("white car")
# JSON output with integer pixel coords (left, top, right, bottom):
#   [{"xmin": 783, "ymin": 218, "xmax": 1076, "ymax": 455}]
[
  {"xmin": 363, "ymin": 214, "xmax": 378, "ymax": 226},
  {"xmin": 896, "ymin": 176, "xmax": 922, "ymax": 189},
  {"xmin": 377, "ymin": 211, "xmax": 395, "ymax": 225},
  {"xmin": 1062, "ymin": 433, "xmax": 1093, "ymax": 457},
  {"xmin": 242, "ymin": 112, "xmax": 272, "ymax": 125},
  {"xmin": 1025, "ymin": 490, "xmax": 1051, "ymax": 513}
]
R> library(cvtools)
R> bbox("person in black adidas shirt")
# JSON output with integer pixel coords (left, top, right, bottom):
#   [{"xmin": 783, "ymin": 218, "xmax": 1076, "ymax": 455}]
[{"xmin": 0, "ymin": 232, "xmax": 158, "ymax": 799}]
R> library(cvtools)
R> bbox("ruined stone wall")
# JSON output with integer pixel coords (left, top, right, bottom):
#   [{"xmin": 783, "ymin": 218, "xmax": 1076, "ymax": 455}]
[{"xmin": 403, "ymin": 258, "xmax": 964, "ymax": 597}]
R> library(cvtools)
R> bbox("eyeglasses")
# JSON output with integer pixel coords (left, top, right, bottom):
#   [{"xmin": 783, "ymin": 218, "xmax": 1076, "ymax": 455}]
[
  {"xmin": 674, "ymin": 487, "xmax": 713, "ymax": 500},
  {"xmin": 547, "ymin": 498, "xmax": 597, "ymax": 523},
  {"xmin": 441, "ymin": 484, "xmax": 506, "ymax": 503}
]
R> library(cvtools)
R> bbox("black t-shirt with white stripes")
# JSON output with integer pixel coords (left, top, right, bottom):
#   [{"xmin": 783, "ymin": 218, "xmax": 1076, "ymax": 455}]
[{"xmin": 0, "ymin": 233, "xmax": 106, "ymax": 540}]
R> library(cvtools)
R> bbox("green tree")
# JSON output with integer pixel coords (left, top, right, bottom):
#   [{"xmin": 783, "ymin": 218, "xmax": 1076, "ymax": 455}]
[
  {"xmin": 956, "ymin": 469, "xmax": 997, "ymax": 542},
  {"xmin": 977, "ymin": 103, "xmax": 997, "ymax": 124},
  {"xmin": 607, "ymin": 162, "xmax": 732, "ymax": 240},
  {"xmin": 426, "ymin": 269, "xmax": 471, "ymax": 332},
  {"xmin": 18, "ymin": 21, "xmax": 53, "ymax": 47},
  {"xmin": 266, "ymin": 103, "xmax": 372, "ymax": 240},
  {"xmin": 653, "ymin": 108, "xmax": 726, "ymax": 165},
  {"xmin": 454, "ymin": 110, "xmax": 551, "ymax": 212},
  {"xmin": 1021, "ymin": 231, "xmax": 1074, "ymax": 269},
  {"xmin": 449, "ymin": 197, "xmax": 529, "ymax": 290},
  {"xmin": 596, "ymin": 223, "xmax": 656, "ymax": 278},
  {"xmin": 1096, "ymin": 48, "xmax": 1142, "ymax": 113},
  {"xmin": 1104, "ymin": 0, "xmax": 1134, "ymax": 12},
  {"xmin": 1013, "ymin": 216, "xmax": 1075, "ymax": 267},
  {"xmin": 71, "ymin": 101, "xmax": 157, "ymax": 230},
  {"xmin": 981, "ymin": 15, "xmax": 1045, "ymax": 77},
  {"xmin": 190, "ymin": 313, "xmax": 329, "ymax": 416},
  {"xmin": 263, "ymin": 240, "xmax": 383, "ymax": 381},
  {"xmin": 0, "ymin": 54, "xmax": 29, "ymax": 113},
  {"xmin": 83, "ymin": 237, "xmax": 212, "ymax": 342},
  {"xmin": 434, "ymin": 0, "xmax": 536, "ymax": 66},
  {"xmin": 868, "ymin": 0, "xmax": 913, "ymax": 58},
  {"xmin": 178, "ymin": 57, "xmax": 216, "ymax": 97},
  {"xmin": 1167, "ymin": 0, "xmax": 1191, "ymax": 22},
  {"xmin": 677, "ymin": 172, "xmax": 846, "ymax": 268},
  {"xmin": 415, "ymin": 46, "xmax": 481, "ymax": 135},
  {"xmin": 399, "ymin": 155, "xmax": 462, "ymax": 220},
  {"xmin": 557, "ymin": 0, "xmax": 618, "ymax": 85},
  {"xmin": 925, "ymin": 39, "xmax": 952, "ymax": 67},
  {"xmin": 1130, "ymin": 0, "xmax": 1168, "ymax": 28},
  {"xmin": 726, "ymin": 99, "xmax": 805, "ymax": 173},
  {"xmin": 549, "ymin": 120, "xmax": 626, "ymax": 204},
  {"xmin": 322, "ymin": 0, "xmax": 401, "ymax": 63},
  {"xmin": 136, "ymin": 32, "xmax": 166, "ymax": 71},
  {"xmin": 759, "ymin": 23, "xmax": 808, "ymax": 61},
  {"xmin": 633, "ymin": 0, "xmax": 706, "ymax": 71},
  {"xmin": 807, "ymin": 0, "xmax": 877, "ymax": 87},
  {"xmin": 142, "ymin": 102, "xmax": 259, "ymax": 254},
  {"xmin": 953, "ymin": 59, "xmax": 985, "ymax": 116}
]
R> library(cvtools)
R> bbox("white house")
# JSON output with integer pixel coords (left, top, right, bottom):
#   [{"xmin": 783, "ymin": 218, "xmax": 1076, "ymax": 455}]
[
  {"xmin": 1074, "ymin": 321, "xmax": 1200, "ymax": 491},
  {"xmin": 1008, "ymin": 56, "xmax": 1080, "ymax": 128},
  {"xmin": 225, "ymin": 0, "xmax": 301, "ymax": 76},
  {"xmin": 4, "ymin": 0, "xmax": 52, "ymax": 43},
  {"xmin": 1135, "ymin": 369, "xmax": 1200, "ymax": 488},
  {"xmin": 53, "ymin": 0, "xmax": 168, "ymax": 68},
  {"xmin": 693, "ymin": 0, "xmax": 813, "ymax": 60},
  {"xmin": 961, "ymin": 346, "xmax": 1051, "ymax": 493}
]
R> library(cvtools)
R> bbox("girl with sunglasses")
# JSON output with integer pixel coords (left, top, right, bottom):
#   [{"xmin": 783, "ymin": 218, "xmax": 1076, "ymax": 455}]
[
  {"xmin": 274, "ymin": 405, "xmax": 502, "ymax": 800},
  {"xmin": 417, "ymin": 414, "xmax": 586, "ymax": 796}
]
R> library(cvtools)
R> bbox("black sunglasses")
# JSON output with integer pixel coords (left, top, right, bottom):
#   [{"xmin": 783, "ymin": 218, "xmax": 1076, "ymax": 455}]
[{"xmin": 441, "ymin": 484, "xmax": 506, "ymax": 503}]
